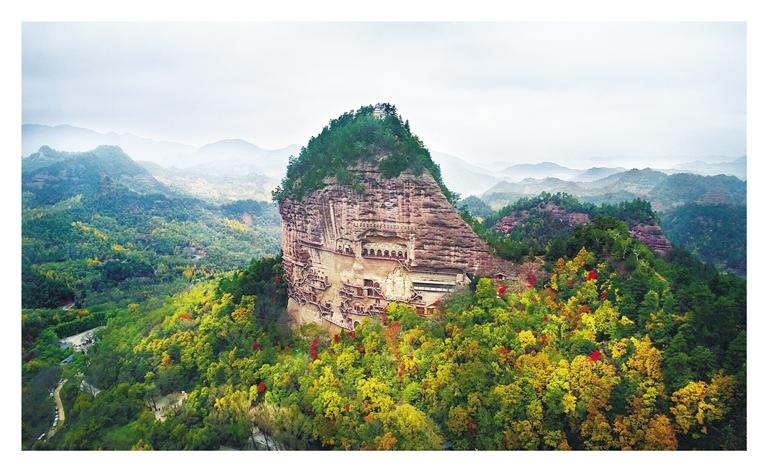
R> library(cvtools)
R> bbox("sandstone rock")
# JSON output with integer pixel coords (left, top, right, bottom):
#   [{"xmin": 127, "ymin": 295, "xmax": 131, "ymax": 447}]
[
  {"xmin": 629, "ymin": 223, "xmax": 673, "ymax": 257},
  {"xmin": 280, "ymin": 159, "xmax": 514, "ymax": 332}
]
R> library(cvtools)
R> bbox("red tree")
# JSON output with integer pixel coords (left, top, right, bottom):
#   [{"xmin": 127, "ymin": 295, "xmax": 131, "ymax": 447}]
[
  {"xmin": 527, "ymin": 275, "xmax": 537, "ymax": 287},
  {"xmin": 589, "ymin": 350, "xmax": 601, "ymax": 362},
  {"xmin": 309, "ymin": 338, "xmax": 319, "ymax": 360}
]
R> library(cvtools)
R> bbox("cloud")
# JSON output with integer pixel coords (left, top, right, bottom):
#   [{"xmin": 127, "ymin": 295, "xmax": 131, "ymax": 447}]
[{"xmin": 22, "ymin": 22, "xmax": 745, "ymax": 168}]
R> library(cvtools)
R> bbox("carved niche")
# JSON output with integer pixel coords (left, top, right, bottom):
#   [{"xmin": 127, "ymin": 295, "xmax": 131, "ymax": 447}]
[{"xmin": 383, "ymin": 267, "xmax": 413, "ymax": 300}]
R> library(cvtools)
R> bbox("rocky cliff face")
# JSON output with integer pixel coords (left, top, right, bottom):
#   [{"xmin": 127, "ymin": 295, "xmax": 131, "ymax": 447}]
[
  {"xmin": 629, "ymin": 224, "xmax": 673, "ymax": 257},
  {"xmin": 280, "ymin": 159, "xmax": 514, "ymax": 331}
]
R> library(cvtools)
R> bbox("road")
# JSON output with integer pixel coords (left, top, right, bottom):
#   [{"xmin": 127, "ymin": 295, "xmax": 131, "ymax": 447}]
[{"xmin": 47, "ymin": 379, "xmax": 67, "ymax": 438}]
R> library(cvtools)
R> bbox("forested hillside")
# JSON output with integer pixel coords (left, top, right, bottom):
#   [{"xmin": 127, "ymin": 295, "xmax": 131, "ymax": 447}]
[
  {"xmin": 660, "ymin": 203, "xmax": 746, "ymax": 275},
  {"xmin": 464, "ymin": 192, "xmax": 746, "ymax": 276},
  {"xmin": 21, "ymin": 145, "xmax": 282, "ymax": 447},
  {"xmin": 25, "ymin": 215, "xmax": 745, "ymax": 450},
  {"xmin": 462, "ymin": 193, "xmax": 657, "ymax": 262},
  {"xmin": 22, "ymin": 145, "xmax": 281, "ymax": 309}
]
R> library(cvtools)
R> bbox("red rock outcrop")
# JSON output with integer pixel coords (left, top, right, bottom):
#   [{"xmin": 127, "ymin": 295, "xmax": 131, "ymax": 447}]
[
  {"xmin": 280, "ymin": 159, "xmax": 514, "ymax": 332},
  {"xmin": 492, "ymin": 203, "xmax": 592, "ymax": 233},
  {"xmin": 629, "ymin": 224, "xmax": 673, "ymax": 257}
]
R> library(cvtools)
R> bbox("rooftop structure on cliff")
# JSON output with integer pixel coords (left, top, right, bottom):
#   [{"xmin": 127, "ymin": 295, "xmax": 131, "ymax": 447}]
[{"xmin": 276, "ymin": 104, "xmax": 514, "ymax": 332}]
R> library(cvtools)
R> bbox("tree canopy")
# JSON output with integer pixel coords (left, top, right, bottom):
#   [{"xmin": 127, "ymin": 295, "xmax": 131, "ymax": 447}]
[{"xmin": 272, "ymin": 104, "xmax": 456, "ymax": 204}]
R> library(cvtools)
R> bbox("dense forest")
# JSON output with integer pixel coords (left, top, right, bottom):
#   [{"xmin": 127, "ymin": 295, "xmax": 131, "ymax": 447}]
[
  {"xmin": 24, "ymin": 214, "xmax": 746, "ymax": 450},
  {"xmin": 660, "ymin": 203, "xmax": 746, "ymax": 275}
]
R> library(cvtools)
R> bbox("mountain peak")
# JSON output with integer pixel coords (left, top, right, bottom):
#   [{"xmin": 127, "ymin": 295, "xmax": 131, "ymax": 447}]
[{"xmin": 274, "ymin": 103, "xmax": 452, "ymax": 203}]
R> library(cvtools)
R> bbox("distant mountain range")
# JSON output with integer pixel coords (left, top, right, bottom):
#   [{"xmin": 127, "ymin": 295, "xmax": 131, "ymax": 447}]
[
  {"xmin": 491, "ymin": 158, "xmax": 745, "ymax": 183},
  {"xmin": 670, "ymin": 156, "xmax": 746, "ymax": 180},
  {"xmin": 500, "ymin": 162, "xmax": 585, "ymax": 181},
  {"xmin": 22, "ymin": 124, "xmax": 302, "ymax": 203},
  {"xmin": 22, "ymin": 124, "xmax": 299, "ymax": 181},
  {"xmin": 429, "ymin": 152, "xmax": 503, "ymax": 197},
  {"xmin": 22, "ymin": 124, "xmax": 746, "ymax": 202},
  {"xmin": 23, "ymin": 124, "xmax": 195, "ymax": 167},
  {"xmin": 480, "ymin": 167, "xmax": 746, "ymax": 212}
]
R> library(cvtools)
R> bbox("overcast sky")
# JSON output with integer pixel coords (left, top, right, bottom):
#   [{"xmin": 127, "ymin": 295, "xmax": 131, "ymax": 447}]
[{"xmin": 22, "ymin": 22, "xmax": 745, "ymax": 168}]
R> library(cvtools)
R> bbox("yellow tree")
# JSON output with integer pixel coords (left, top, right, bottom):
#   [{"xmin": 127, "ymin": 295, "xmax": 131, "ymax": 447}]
[
  {"xmin": 381, "ymin": 403, "xmax": 444, "ymax": 450},
  {"xmin": 611, "ymin": 335, "xmax": 678, "ymax": 450},
  {"xmin": 670, "ymin": 372, "xmax": 736, "ymax": 438},
  {"xmin": 569, "ymin": 354, "xmax": 619, "ymax": 417}
]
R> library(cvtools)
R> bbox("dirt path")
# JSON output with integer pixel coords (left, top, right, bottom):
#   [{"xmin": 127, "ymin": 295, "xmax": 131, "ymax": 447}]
[{"xmin": 47, "ymin": 379, "xmax": 67, "ymax": 438}]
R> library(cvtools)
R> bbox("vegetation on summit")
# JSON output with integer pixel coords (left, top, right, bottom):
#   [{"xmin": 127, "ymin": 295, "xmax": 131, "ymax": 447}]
[{"xmin": 272, "ymin": 104, "xmax": 456, "ymax": 204}]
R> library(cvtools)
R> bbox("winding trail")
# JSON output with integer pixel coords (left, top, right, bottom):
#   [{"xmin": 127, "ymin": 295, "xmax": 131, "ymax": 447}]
[{"xmin": 47, "ymin": 379, "xmax": 67, "ymax": 438}]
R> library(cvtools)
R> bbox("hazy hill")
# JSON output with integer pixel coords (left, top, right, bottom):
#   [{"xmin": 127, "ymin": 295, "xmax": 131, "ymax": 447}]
[
  {"xmin": 22, "ymin": 124, "xmax": 298, "ymax": 178},
  {"xmin": 137, "ymin": 160, "xmax": 276, "ymax": 204},
  {"xmin": 22, "ymin": 124, "xmax": 195, "ymax": 166},
  {"xmin": 188, "ymin": 139, "xmax": 299, "ymax": 179},
  {"xmin": 22, "ymin": 145, "xmax": 171, "ymax": 205},
  {"xmin": 431, "ymin": 151, "xmax": 500, "ymax": 196},
  {"xmin": 484, "ymin": 177, "xmax": 586, "ymax": 200},
  {"xmin": 584, "ymin": 168, "xmax": 668, "ymax": 195},
  {"xmin": 673, "ymin": 156, "xmax": 746, "ymax": 180},
  {"xmin": 500, "ymin": 161, "xmax": 581, "ymax": 181},
  {"xmin": 481, "ymin": 168, "xmax": 746, "ymax": 212},
  {"xmin": 574, "ymin": 166, "xmax": 627, "ymax": 181},
  {"xmin": 495, "ymin": 162, "xmax": 626, "ymax": 183}
]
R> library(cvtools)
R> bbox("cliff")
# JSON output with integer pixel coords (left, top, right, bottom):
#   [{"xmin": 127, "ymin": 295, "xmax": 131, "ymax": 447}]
[{"xmin": 277, "ymin": 105, "xmax": 514, "ymax": 331}]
